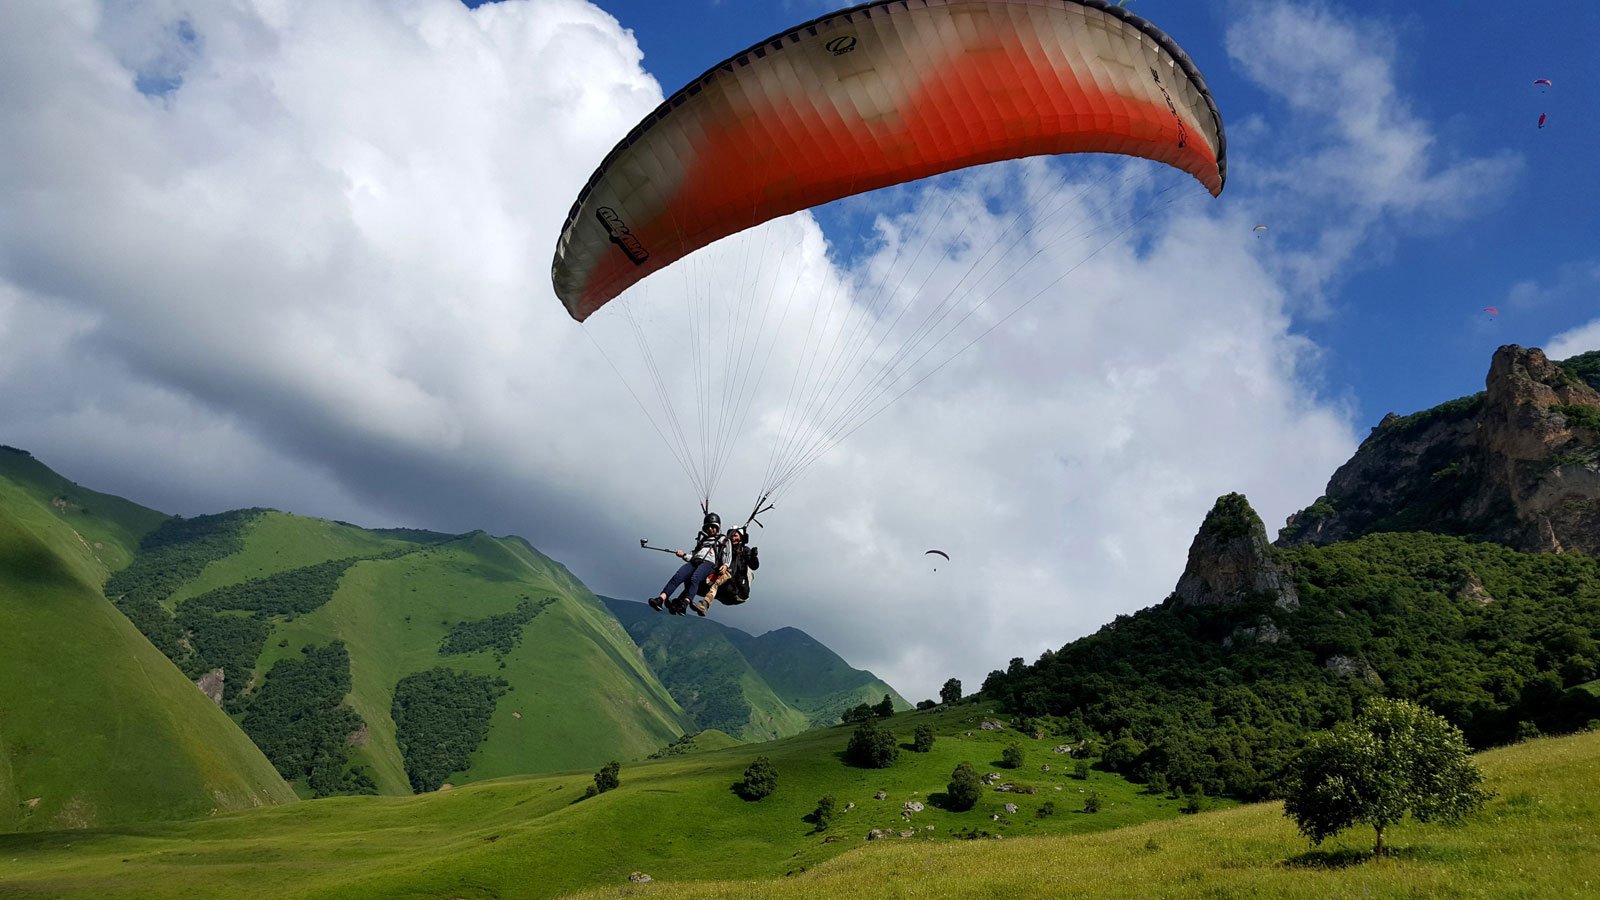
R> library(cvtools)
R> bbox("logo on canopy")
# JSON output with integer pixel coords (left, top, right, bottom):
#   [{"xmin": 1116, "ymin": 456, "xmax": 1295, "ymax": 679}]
[
  {"xmin": 597, "ymin": 207, "xmax": 649, "ymax": 264},
  {"xmin": 825, "ymin": 35, "xmax": 857, "ymax": 56}
]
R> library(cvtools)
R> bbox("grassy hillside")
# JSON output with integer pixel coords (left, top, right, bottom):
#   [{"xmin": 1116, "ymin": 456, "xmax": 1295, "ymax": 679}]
[
  {"xmin": 604, "ymin": 597, "xmax": 816, "ymax": 741},
  {"xmin": 4, "ymin": 709, "xmax": 1594, "ymax": 898},
  {"xmin": 585, "ymin": 729, "xmax": 1600, "ymax": 899},
  {"xmin": 0, "ymin": 465, "xmax": 295, "ymax": 832}
]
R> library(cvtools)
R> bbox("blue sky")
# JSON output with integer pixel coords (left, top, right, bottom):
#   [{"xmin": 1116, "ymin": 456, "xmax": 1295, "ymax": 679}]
[
  {"xmin": 581, "ymin": 0, "xmax": 1599, "ymax": 425},
  {"xmin": 3, "ymin": 0, "xmax": 1597, "ymax": 696}
]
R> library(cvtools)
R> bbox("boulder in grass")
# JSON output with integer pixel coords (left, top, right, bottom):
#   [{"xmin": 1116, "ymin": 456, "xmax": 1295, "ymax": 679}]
[
  {"xmin": 628, "ymin": 872, "xmax": 652, "ymax": 884},
  {"xmin": 980, "ymin": 719, "xmax": 1005, "ymax": 731},
  {"xmin": 874, "ymin": 790, "xmax": 888, "ymax": 800},
  {"xmin": 1004, "ymin": 803, "xmax": 1018, "ymax": 814},
  {"xmin": 867, "ymin": 829, "xmax": 885, "ymax": 841},
  {"xmin": 903, "ymin": 801, "xmax": 924, "ymax": 813}
]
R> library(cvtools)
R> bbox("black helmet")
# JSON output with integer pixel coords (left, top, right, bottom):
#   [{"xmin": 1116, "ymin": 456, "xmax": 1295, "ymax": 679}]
[{"xmin": 703, "ymin": 512, "xmax": 721, "ymax": 528}]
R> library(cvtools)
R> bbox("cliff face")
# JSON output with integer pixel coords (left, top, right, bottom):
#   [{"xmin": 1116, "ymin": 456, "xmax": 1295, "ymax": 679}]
[
  {"xmin": 1172, "ymin": 493, "xmax": 1299, "ymax": 610},
  {"xmin": 1279, "ymin": 346, "xmax": 1600, "ymax": 554}
]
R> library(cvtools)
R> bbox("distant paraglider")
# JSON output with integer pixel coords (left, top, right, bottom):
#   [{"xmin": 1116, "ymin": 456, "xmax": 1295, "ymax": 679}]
[
  {"xmin": 1534, "ymin": 78, "xmax": 1552, "ymax": 89},
  {"xmin": 1252, "ymin": 224, "xmax": 1268, "ymax": 235},
  {"xmin": 1483, "ymin": 307, "xmax": 1499, "ymax": 316},
  {"xmin": 1538, "ymin": 113, "xmax": 1548, "ymax": 129},
  {"xmin": 925, "ymin": 549, "xmax": 949, "ymax": 572}
]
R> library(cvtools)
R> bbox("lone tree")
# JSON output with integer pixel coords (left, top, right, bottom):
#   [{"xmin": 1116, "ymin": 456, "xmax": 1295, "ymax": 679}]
[
  {"xmin": 583, "ymin": 760, "xmax": 621, "ymax": 798},
  {"xmin": 873, "ymin": 694, "xmax": 895, "ymax": 718},
  {"xmin": 845, "ymin": 720, "xmax": 899, "ymax": 768},
  {"xmin": 946, "ymin": 762, "xmax": 983, "ymax": 811},
  {"xmin": 734, "ymin": 756, "xmax": 778, "ymax": 801},
  {"xmin": 1283, "ymin": 698, "xmax": 1489, "ymax": 856},
  {"xmin": 940, "ymin": 678, "xmax": 962, "ymax": 706},
  {"xmin": 912, "ymin": 724, "xmax": 935, "ymax": 753}
]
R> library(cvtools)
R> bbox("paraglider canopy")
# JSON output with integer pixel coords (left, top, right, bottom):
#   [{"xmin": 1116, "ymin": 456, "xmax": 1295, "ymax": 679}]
[
  {"xmin": 925, "ymin": 550, "xmax": 951, "ymax": 561},
  {"xmin": 552, "ymin": 0, "xmax": 1228, "ymax": 322}
]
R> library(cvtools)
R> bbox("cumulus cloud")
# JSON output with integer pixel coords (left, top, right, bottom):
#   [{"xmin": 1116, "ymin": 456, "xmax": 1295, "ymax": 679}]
[
  {"xmin": 0, "ymin": 0, "xmax": 1512, "ymax": 698},
  {"xmin": 1547, "ymin": 320, "xmax": 1600, "ymax": 362}
]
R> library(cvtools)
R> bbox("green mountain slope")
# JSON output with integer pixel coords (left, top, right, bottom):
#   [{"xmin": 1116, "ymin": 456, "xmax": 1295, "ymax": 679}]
[
  {"xmin": 603, "ymin": 597, "xmax": 812, "ymax": 741},
  {"xmin": 4, "ymin": 709, "xmax": 1593, "ymax": 899},
  {"xmin": 0, "ymin": 459, "xmax": 295, "ymax": 832},
  {"xmin": 0, "ymin": 446, "xmax": 167, "ymax": 570},
  {"xmin": 727, "ymin": 626, "xmax": 910, "ymax": 725},
  {"xmin": 982, "ymin": 517, "xmax": 1600, "ymax": 801},
  {"xmin": 101, "ymin": 503, "xmax": 693, "ymax": 795}
]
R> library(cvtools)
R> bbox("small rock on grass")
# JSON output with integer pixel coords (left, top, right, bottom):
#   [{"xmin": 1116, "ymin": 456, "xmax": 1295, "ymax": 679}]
[{"xmin": 628, "ymin": 872, "xmax": 652, "ymax": 883}]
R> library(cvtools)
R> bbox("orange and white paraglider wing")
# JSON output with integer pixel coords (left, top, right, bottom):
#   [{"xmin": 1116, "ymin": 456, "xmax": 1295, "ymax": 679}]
[{"xmin": 552, "ymin": 0, "xmax": 1227, "ymax": 321}]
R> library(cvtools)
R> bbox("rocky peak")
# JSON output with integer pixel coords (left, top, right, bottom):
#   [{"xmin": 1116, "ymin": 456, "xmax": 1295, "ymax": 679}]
[
  {"xmin": 1279, "ymin": 345, "xmax": 1600, "ymax": 555},
  {"xmin": 1173, "ymin": 493, "xmax": 1299, "ymax": 610}
]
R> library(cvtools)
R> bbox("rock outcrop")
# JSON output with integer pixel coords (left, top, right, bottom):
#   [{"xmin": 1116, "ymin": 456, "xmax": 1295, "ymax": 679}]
[
  {"xmin": 1280, "ymin": 346, "xmax": 1600, "ymax": 555},
  {"xmin": 1172, "ymin": 493, "xmax": 1299, "ymax": 610},
  {"xmin": 195, "ymin": 668, "xmax": 225, "ymax": 707}
]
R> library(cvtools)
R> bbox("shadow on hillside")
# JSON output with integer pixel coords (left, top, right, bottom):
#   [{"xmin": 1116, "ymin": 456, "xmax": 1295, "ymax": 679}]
[
  {"xmin": 1282, "ymin": 848, "xmax": 1370, "ymax": 869},
  {"xmin": 1285, "ymin": 844, "xmax": 1448, "ymax": 869}
]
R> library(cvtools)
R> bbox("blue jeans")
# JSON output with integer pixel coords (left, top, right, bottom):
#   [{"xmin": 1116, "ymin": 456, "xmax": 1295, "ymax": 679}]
[{"xmin": 661, "ymin": 560, "xmax": 715, "ymax": 599}]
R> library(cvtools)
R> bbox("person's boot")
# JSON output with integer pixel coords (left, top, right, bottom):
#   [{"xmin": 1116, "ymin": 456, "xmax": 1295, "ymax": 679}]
[
  {"xmin": 691, "ymin": 597, "xmax": 709, "ymax": 616},
  {"xmin": 648, "ymin": 594, "xmax": 665, "ymax": 612}
]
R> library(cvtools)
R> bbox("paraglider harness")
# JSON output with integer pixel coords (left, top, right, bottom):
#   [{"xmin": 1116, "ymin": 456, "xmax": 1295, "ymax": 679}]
[
  {"xmin": 642, "ymin": 495, "xmax": 772, "ymax": 607},
  {"xmin": 708, "ymin": 532, "xmax": 759, "ymax": 605}
]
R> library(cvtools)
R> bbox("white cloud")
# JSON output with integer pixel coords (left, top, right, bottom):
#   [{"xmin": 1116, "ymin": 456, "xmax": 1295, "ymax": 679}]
[
  {"xmin": 1225, "ymin": 1, "xmax": 1518, "ymax": 307},
  {"xmin": 1548, "ymin": 320, "xmax": 1600, "ymax": 361},
  {"xmin": 0, "ymin": 0, "xmax": 1505, "ymax": 699}
]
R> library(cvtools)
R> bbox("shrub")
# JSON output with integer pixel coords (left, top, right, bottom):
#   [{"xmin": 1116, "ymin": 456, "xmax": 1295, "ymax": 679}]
[
  {"xmin": 845, "ymin": 721, "xmax": 898, "ymax": 768},
  {"xmin": 583, "ymin": 760, "xmax": 621, "ymax": 799},
  {"xmin": 916, "ymin": 699, "xmax": 937, "ymax": 710},
  {"xmin": 1035, "ymin": 801, "xmax": 1056, "ymax": 818},
  {"xmin": 1073, "ymin": 760, "xmax": 1090, "ymax": 780},
  {"xmin": 809, "ymin": 794, "xmax": 837, "ymax": 831},
  {"xmin": 912, "ymin": 724, "xmax": 935, "ymax": 752},
  {"xmin": 1181, "ymin": 788, "xmax": 1205, "ymax": 814},
  {"xmin": 946, "ymin": 762, "xmax": 982, "ymax": 811},
  {"xmin": 873, "ymin": 694, "xmax": 895, "ymax": 718},
  {"xmin": 734, "ymin": 756, "xmax": 778, "ymax": 801},
  {"xmin": 1083, "ymin": 791, "xmax": 1102, "ymax": 813},
  {"xmin": 1144, "ymin": 772, "xmax": 1169, "ymax": 796},
  {"xmin": 1000, "ymin": 743, "xmax": 1024, "ymax": 769}
]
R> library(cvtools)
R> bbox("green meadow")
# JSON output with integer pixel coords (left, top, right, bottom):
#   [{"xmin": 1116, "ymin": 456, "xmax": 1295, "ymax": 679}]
[{"xmin": 4, "ymin": 708, "xmax": 1596, "ymax": 898}]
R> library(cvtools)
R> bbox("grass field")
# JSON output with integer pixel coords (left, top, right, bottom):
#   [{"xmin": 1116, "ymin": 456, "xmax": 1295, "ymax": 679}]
[
  {"xmin": 5, "ymin": 708, "xmax": 1594, "ymax": 898},
  {"xmin": 0, "ymin": 705, "xmax": 1214, "ymax": 896}
]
